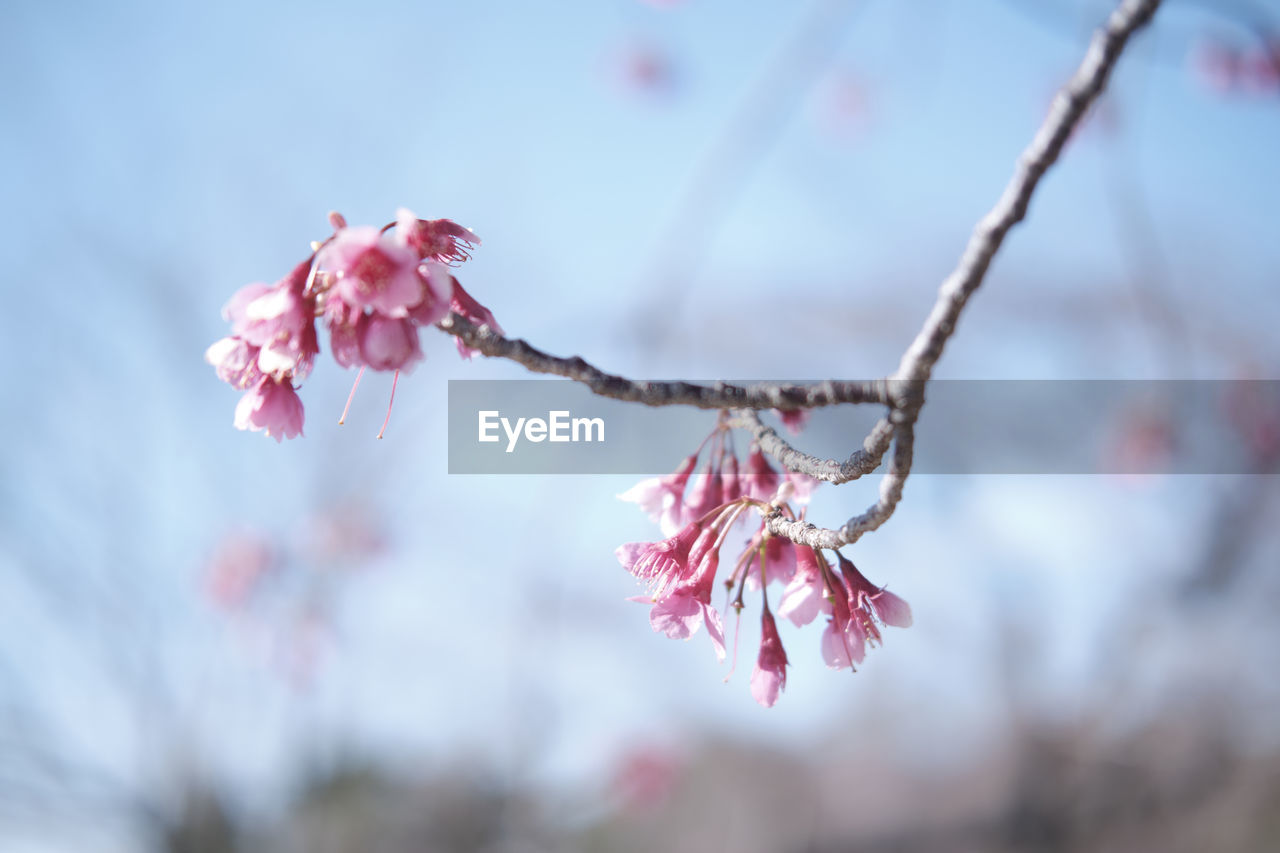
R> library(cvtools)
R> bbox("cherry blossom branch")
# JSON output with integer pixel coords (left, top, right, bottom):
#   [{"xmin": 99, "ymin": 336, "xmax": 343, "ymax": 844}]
[
  {"xmin": 203, "ymin": 0, "xmax": 1167, "ymax": 712},
  {"xmin": 758, "ymin": 0, "xmax": 1162, "ymax": 547},
  {"xmin": 727, "ymin": 408, "xmax": 895, "ymax": 484},
  {"xmin": 766, "ymin": 419, "xmax": 916, "ymax": 550},
  {"xmin": 437, "ymin": 312, "xmax": 891, "ymax": 410},
  {"xmin": 431, "ymin": 0, "xmax": 1161, "ymax": 552},
  {"xmin": 439, "ymin": 0, "xmax": 1159, "ymax": 486}
]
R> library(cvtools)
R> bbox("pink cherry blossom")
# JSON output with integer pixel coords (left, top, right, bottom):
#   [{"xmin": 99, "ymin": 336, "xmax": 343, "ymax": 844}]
[
  {"xmin": 820, "ymin": 570, "xmax": 865, "ymax": 669},
  {"xmin": 406, "ymin": 260, "xmax": 456, "ymax": 328},
  {"xmin": 742, "ymin": 530, "xmax": 797, "ymax": 591},
  {"xmin": 616, "ymin": 520, "xmax": 704, "ymax": 589},
  {"xmin": 222, "ymin": 281, "xmax": 273, "ymax": 330},
  {"xmin": 324, "ymin": 298, "xmax": 363, "ymax": 369},
  {"xmin": 750, "ymin": 608, "xmax": 789, "ymax": 708},
  {"xmin": 317, "ymin": 225, "xmax": 423, "ymax": 317},
  {"xmin": 763, "ymin": 535, "xmax": 797, "ymax": 585},
  {"xmin": 633, "ymin": 526, "xmax": 727, "ymax": 661},
  {"xmin": 720, "ymin": 453, "xmax": 740, "ymax": 500},
  {"xmin": 358, "ymin": 314, "xmax": 422, "ymax": 372},
  {"xmin": 618, "ymin": 453, "xmax": 698, "ymax": 536},
  {"xmin": 212, "ymin": 208, "xmax": 495, "ymax": 440},
  {"xmin": 821, "ymin": 614, "xmax": 866, "ymax": 669},
  {"xmin": 234, "ymin": 376, "xmax": 305, "ymax": 441},
  {"xmin": 397, "ymin": 208, "xmax": 481, "ymax": 265},
  {"xmin": 776, "ymin": 546, "xmax": 830, "ymax": 627},
  {"xmin": 838, "ymin": 554, "xmax": 913, "ymax": 628},
  {"xmin": 742, "ymin": 444, "xmax": 780, "ymax": 502},
  {"xmin": 646, "ymin": 592, "xmax": 726, "ymax": 662},
  {"xmin": 228, "ymin": 259, "xmax": 317, "ymax": 361},
  {"xmin": 205, "ymin": 336, "xmax": 263, "ymax": 390},
  {"xmin": 679, "ymin": 461, "xmax": 724, "ymax": 529},
  {"xmin": 222, "ymin": 260, "xmax": 319, "ymax": 382}
]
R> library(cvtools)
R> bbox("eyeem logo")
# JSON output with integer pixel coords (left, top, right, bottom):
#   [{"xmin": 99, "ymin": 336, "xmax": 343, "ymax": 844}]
[{"xmin": 478, "ymin": 410, "xmax": 605, "ymax": 453}]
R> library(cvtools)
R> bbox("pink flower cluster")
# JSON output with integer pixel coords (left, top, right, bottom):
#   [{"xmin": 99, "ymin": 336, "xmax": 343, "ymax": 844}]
[
  {"xmin": 618, "ymin": 416, "xmax": 815, "ymax": 537},
  {"xmin": 616, "ymin": 418, "xmax": 910, "ymax": 707},
  {"xmin": 206, "ymin": 209, "xmax": 501, "ymax": 440}
]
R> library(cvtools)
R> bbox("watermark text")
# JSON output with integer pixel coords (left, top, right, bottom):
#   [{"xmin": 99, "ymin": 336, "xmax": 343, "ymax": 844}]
[{"xmin": 477, "ymin": 410, "xmax": 605, "ymax": 453}]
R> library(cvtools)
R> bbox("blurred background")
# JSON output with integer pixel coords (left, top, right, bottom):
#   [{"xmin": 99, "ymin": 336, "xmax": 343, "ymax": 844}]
[{"xmin": 3, "ymin": 0, "xmax": 1280, "ymax": 850}]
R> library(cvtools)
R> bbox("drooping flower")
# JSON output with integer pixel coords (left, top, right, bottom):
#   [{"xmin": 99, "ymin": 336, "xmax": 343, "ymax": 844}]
[
  {"xmin": 323, "ymin": 297, "xmax": 364, "ymax": 369},
  {"xmin": 628, "ymin": 519, "xmax": 729, "ymax": 661},
  {"xmin": 750, "ymin": 607, "xmax": 788, "ymax": 708},
  {"xmin": 618, "ymin": 453, "xmax": 698, "ymax": 536},
  {"xmin": 720, "ymin": 453, "xmax": 740, "ymax": 501},
  {"xmin": 821, "ymin": 610, "xmax": 865, "ymax": 670},
  {"xmin": 776, "ymin": 545, "xmax": 829, "ymax": 627},
  {"xmin": 234, "ymin": 376, "xmax": 305, "ymax": 441},
  {"xmin": 742, "ymin": 444, "xmax": 780, "ymax": 502},
  {"xmin": 680, "ymin": 461, "xmax": 724, "ymax": 529},
  {"xmin": 645, "ymin": 532, "xmax": 726, "ymax": 661},
  {"xmin": 205, "ymin": 336, "xmax": 263, "ymax": 390},
  {"xmin": 839, "ymin": 554, "xmax": 913, "ymax": 628},
  {"xmin": 820, "ymin": 569, "xmax": 865, "ymax": 670},
  {"xmin": 228, "ymin": 260, "xmax": 315, "ymax": 350},
  {"xmin": 616, "ymin": 520, "xmax": 704, "ymax": 590},
  {"xmin": 219, "ymin": 258, "xmax": 320, "ymax": 381},
  {"xmin": 740, "ymin": 529, "xmax": 797, "ymax": 591},
  {"xmin": 820, "ymin": 555, "xmax": 912, "ymax": 670},
  {"xmin": 357, "ymin": 314, "xmax": 422, "ymax": 372}
]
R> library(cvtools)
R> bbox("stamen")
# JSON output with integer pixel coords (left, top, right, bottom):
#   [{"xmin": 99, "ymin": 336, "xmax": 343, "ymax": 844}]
[
  {"xmin": 302, "ymin": 253, "xmax": 320, "ymax": 298},
  {"xmin": 723, "ymin": 607, "xmax": 744, "ymax": 683},
  {"xmin": 338, "ymin": 366, "xmax": 365, "ymax": 425},
  {"xmin": 376, "ymin": 370, "xmax": 400, "ymax": 439}
]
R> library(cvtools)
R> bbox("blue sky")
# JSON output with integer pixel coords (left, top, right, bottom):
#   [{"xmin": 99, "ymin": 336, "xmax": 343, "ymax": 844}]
[{"xmin": 3, "ymin": 0, "xmax": 1279, "ymax": 848}]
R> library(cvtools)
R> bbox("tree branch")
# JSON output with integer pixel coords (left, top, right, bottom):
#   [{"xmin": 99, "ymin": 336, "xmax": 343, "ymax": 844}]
[
  {"xmin": 438, "ymin": 313, "xmax": 890, "ymax": 410},
  {"xmin": 728, "ymin": 408, "xmax": 895, "ymax": 484},
  {"xmin": 436, "ymin": 0, "xmax": 1163, "ymax": 549},
  {"xmin": 771, "ymin": 0, "xmax": 1162, "ymax": 547},
  {"xmin": 766, "ymin": 419, "xmax": 916, "ymax": 549}
]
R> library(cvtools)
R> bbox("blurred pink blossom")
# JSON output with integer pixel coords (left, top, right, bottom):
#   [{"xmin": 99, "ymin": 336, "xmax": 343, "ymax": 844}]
[
  {"xmin": 611, "ymin": 747, "xmax": 681, "ymax": 813},
  {"xmin": 205, "ymin": 532, "xmax": 276, "ymax": 610}
]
